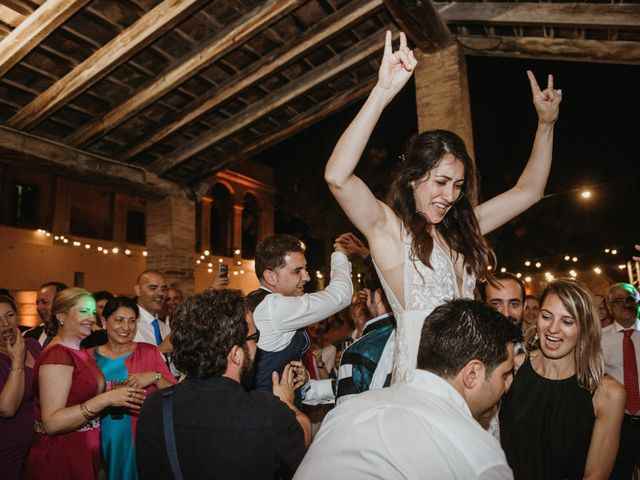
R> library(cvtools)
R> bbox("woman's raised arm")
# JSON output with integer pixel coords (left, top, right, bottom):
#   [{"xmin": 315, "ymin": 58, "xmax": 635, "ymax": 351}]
[
  {"xmin": 475, "ymin": 71, "xmax": 562, "ymax": 235},
  {"xmin": 325, "ymin": 31, "xmax": 416, "ymax": 239}
]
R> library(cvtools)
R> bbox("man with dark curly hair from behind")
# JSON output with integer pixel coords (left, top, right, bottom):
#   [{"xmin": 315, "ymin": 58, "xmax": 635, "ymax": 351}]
[{"xmin": 136, "ymin": 289, "xmax": 311, "ymax": 479}]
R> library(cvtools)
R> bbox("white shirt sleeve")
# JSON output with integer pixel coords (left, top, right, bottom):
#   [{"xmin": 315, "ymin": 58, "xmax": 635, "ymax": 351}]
[
  {"xmin": 256, "ymin": 252, "xmax": 353, "ymax": 351},
  {"xmin": 302, "ymin": 379, "xmax": 335, "ymax": 405}
]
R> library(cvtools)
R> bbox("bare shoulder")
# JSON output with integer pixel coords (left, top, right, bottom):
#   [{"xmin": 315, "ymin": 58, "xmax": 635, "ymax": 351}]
[{"xmin": 593, "ymin": 375, "xmax": 625, "ymax": 414}]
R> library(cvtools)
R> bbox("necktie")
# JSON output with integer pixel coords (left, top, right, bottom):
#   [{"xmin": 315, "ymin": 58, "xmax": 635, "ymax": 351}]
[
  {"xmin": 623, "ymin": 329, "xmax": 640, "ymax": 415},
  {"xmin": 151, "ymin": 319, "xmax": 162, "ymax": 345}
]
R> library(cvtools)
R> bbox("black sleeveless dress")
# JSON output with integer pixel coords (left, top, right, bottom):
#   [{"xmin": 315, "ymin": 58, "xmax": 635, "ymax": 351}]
[{"xmin": 499, "ymin": 356, "xmax": 595, "ymax": 480}]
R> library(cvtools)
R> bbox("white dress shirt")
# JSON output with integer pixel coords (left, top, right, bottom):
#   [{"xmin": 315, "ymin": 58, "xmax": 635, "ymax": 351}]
[
  {"xmin": 294, "ymin": 369, "xmax": 513, "ymax": 480},
  {"xmin": 254, "ymin": 251, "xmax": 352, "ymax": 352},
  {"xmin": 602, "ymin": 319, "xmax": 640, "ymax": 413},
  {"xmin": 134, "ymin": 305, "xmax": 170, "ymax": 346}
]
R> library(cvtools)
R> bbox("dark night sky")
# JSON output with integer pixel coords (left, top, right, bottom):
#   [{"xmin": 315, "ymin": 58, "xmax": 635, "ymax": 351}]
[{"xmin": 254, "ymin": 54, "xmax": 639, "ymax": 283}]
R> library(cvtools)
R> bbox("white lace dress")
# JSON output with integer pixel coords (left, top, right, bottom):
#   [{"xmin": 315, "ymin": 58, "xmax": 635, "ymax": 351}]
[{"xmin": 375, "ymin": 231, "xmax": 476, "ymax": 384}]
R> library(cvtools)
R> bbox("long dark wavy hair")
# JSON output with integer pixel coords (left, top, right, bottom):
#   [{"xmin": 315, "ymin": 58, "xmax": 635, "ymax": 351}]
[{"xmin": 385, "ymin": 129, "xmax": 495, "ymax": 280}]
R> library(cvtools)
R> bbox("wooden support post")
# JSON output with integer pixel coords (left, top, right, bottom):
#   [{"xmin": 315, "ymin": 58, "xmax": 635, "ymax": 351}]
[{"xmin": 414, "ymin": 44, "xmax": 475, "ymax": 158}]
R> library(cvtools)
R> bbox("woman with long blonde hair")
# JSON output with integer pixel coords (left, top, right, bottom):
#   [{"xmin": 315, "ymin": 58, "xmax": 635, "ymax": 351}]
[{"xmin": 499, "ymin": 279, "xmax": 625, "ymax": 479}]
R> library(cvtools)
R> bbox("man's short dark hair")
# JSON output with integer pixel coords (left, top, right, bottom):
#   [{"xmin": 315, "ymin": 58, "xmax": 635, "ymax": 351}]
[
  {"xmin": 41, "ymin": 281, "xmax": 68, "ymax": 293},
  {"xmin": 171, "ymin": 289, "xmax": 248, "ymax": 379},
  {"xmin": 417, "ymin": 299, "xmax": 522, "ymax": 378},
  {"xmin": 254, "ymin": 234, "xmax": 304, "ymax": 280},
  {"xmin": 361, "ymin": 264, "xmax": 382, "ymax": 292},
  {"xmin": 482, "ymin": 272, "xmax": 525, "ymax": 303},
  {"xmin": 94, "ymin": 290, "xmax": 115, "ymax": 303}
]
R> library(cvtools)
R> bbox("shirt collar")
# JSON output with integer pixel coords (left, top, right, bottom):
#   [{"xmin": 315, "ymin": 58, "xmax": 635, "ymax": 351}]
[
  {"xmin": 363, "ymin": 312, "xmax": 394, "ymax": 329},
  {"xmin": 614, "ymin": 318, "xmax": 640, "ymax": 333},
  {"xmin": 137, "ymin": 305, "xmax": 156, "ymax": 324},
  {"xmin": 407, "ymin": 369, "xmax": 471, "ymax": 417}
]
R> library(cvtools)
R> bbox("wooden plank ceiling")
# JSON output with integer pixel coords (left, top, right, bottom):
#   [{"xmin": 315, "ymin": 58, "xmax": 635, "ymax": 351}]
[{"xmin": 0, "ymin": 0, "xmax": 638, "ymax": 188}]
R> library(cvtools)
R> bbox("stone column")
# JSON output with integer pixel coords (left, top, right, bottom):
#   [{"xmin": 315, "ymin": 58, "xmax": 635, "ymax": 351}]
[
  {"xmin": 199, "ymin": 196, "xmax": 212, "ymax": 253},
  {"xmin": 414, "ymin": 44, "xmax": 475, "ymax": 158},
  {"xmin": 146, "ymin": 192, "xmax": 196, "ymax": 295},
  {"xmin": 232, "ymin": 203, "xmax": 244, "ymax": 256}
]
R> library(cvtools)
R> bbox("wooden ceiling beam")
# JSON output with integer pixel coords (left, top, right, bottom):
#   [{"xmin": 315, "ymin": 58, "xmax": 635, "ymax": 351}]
[
  {"xmin": 384, "ymin": 0, "xmax": 453, "ymax": 53},
  {"xmin": 437, "ymin": 2, "xmax": 640, "ymax": 29},
  {"xmin": 0, "ymin": 126, "xmax": 177, "ymax": 197},
  {"xmin": 120, "ymin": 0, "xmax": 383, "ymax": 160},
  {"xmin": 148, "ymin": 28, "xmax": 393, "ymax": 175},
  {"xmin": 63, "ymin": 0, "xmax": 305, "ymax": 148},
  {"xmin": 8, "ymin": 0, "xmax": 207, "ymax": 130},
  {"xmin": 458, "ymin": 36, "xmax": 640, "ymax": 65},
  {"xmin": 0, "ymin": 0, "xmax": 32, "ymax": 16},
  {"xmin": 0, "ymin": 0, "xmax": 89, "ymax": 78},
  {"xmin": 195, "ymin": 77, "xmax": 377, "ymax": 181}
]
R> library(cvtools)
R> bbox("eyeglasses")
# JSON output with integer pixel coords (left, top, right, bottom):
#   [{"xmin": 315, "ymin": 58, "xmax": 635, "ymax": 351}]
[
  {"xmin": 245, "ymin": 330, "xmax": 260, "ymax": 343},
  {"xmin": 609, "ymin": 296, "xmax": 639, "ymax": 306}
]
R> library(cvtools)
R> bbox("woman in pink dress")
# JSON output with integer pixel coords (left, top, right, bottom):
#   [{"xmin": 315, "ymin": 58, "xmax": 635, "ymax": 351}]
[
  {"xmin": 24, "ymin": 288, "xmax": 145, "ymax": 480},
  {"xmin": 0, "ymin": 294, "xmax": 41, "ymax": 479}
]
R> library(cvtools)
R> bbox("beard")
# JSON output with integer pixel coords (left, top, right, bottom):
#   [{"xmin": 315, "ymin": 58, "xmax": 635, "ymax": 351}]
[{"xmin": 240, "ymin": 345, "xmax": 256, "ymax": 391}]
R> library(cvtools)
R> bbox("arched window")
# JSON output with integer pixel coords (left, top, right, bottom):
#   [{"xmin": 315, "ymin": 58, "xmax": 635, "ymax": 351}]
[
  {"xmin": 242, "ymin": 193, "xmax": 260, "ymax": 259},
  {"xmin": 210, "ymin": 184, "xmax": 233, "ymax": 256}
]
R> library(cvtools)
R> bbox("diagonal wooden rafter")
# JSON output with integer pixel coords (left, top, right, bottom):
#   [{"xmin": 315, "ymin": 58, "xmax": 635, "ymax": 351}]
[
  {"xmin": 192, "ymin": 76, "xmax": 378, "ymax": 182},
  {"xmin": 0, "ymin": 0, "xmax": 32, "ymax": 16},
  {"xmin": 148, "ymin": 28, "xmax": 394, "ymax": 175},
  {"xmin": 0, "ymin": 126, "xmax": 177, "ymax": 197},
  {"xmin": 437, "ymin": 2, "xmax": 640, "ymax": 29},
  {"xmin": 384, "ymin": 0, "xmax": 453, "ymax": 53},
  {"xmin": 120, "ymin": 0, "xmax": 383, "ymax": 160},
  {"xmin": 8, "ymin": 0, "xmax": 207, "ymax": 130},
  {"xmin": 0, "ymin": 0, "xmax": 89, "ymax": 78},
  {"xmin": 64, "ymin": 0, "xmax": 304, "ymax": 148},
  {"xmin": 458, "ymin": 36, "xmax": 640, "ymax": 65}
]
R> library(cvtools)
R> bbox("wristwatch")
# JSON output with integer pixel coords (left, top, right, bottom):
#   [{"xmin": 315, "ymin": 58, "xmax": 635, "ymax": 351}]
[{"xmin": 153, "ymin": 372, "xmax": 161, "ymax": 384}]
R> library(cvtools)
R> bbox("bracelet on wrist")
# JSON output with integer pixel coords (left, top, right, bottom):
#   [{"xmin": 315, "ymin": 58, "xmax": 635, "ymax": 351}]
[
  {"xmin": 80, "ymin": 402, "xmax": 94, "ymax": 420},
  {"xmin": 9, "ymin": 366, "xmax": 25, "ymax": 373}
]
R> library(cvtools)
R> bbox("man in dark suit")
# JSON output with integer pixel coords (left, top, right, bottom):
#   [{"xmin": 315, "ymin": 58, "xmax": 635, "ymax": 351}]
[{"xmin": 23, "ymin": 281, "xmax": 67, "ymax": 346}]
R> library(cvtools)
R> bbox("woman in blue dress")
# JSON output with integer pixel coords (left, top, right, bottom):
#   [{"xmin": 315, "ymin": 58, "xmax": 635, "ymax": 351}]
[{"xmin": 92, "ymin": 297, "xmax": 176, "ymax": 480}]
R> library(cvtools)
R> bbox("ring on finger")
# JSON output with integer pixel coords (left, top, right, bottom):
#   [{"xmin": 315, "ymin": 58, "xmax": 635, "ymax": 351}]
[{"xmin": 129, "ymin": 391, "xmax": 133, "ymax": 397}]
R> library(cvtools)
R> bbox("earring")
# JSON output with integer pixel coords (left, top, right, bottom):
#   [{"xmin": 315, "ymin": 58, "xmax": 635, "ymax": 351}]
[
  {"xmin": 59, "ymin": 320, "xmax": 64, "ymax": 326},
  {"xmin": 533, "ymin": 332, "xmax": 538, "ymax": 343}
]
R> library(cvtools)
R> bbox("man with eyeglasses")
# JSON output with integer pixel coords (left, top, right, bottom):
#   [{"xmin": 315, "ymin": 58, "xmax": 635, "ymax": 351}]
[
  {"xmin": 136, "ymin": 289, "xmax": 310, "ymax": 479},
  {"xmin": 602, "ymin": 283, "xmax": 640, "ymax": 479}
]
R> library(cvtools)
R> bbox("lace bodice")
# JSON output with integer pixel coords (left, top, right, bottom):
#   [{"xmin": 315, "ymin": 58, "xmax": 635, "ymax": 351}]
[
  {"xmin": 376, "ymin": 231, "xmax": 476, "ymax": 315},
  {"xmin": 373, "ymin": 230, "xmax": 476, "ymax": 384}
]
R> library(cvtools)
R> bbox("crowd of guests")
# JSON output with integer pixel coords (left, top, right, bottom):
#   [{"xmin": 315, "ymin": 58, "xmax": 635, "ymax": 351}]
[{"xmin": 2, "ymin": 30, "xmax": 640, "ymax": 480}]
